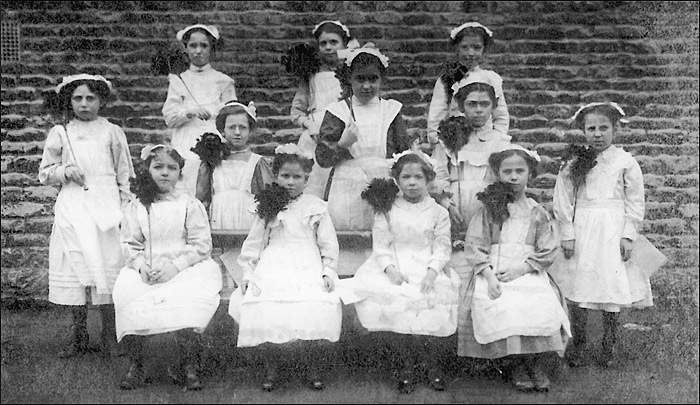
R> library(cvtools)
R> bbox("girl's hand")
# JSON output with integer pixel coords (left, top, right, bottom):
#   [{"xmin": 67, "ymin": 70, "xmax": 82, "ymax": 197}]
[
  {"xmin": 323, "ymin": 275, "xmax": 335, "ymax": 292},
  {"xmin": 447, "ymin": 204, "xmax": 464, "ymax": 227},
  {"xmin": 152, "ymin": 262, "xmax": 179, "ymax": 283},
  {"xmin": 187, "ymin": 107, "xmax": 211, "ymax": 121},
  {"xmin": 64, "ymin": 166, "xmax": 86, "ymax": 187},
  {"xmin": 337, "ymin": 121, "xmax": 358, "ymax": 149},
  {"xmin": 385, "ymin": 265, "xmax": 408, "ymax": 285},
  {"xmin": 486, "ymin": 274, "xmax": 502, "ymax": 300},
  {"xmin": 420, "ymin": 268, "xmax": 438, "ymax": 294},
  {"xmin": 239, "ymin": 279, "xmax": 249, "ymax": 295},
  {"xmin": 561, "ymin": 239, "xmax": 575, "ymax": 259},
  {"xmin": 620, "ymin": 238, "xmax": 633, "ymax": 261},
  {"xmin": 495, "ymin": 262, "xmax": 531, "ymax": 283},
  {"xmin": 138, "ymin": 264, "xmax": 154, "ymax": 284}
]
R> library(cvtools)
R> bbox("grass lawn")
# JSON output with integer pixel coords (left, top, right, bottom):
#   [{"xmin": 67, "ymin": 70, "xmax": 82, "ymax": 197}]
[{"xmin": 1, "ymin": 270, "xmax": 698, "ymax": 404}]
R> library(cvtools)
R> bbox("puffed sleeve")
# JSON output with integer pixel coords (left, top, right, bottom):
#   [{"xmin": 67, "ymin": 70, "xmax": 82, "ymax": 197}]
[
  {"xmin": 109, "ymin": 124, "xmax": 135, "ymax": 207},
  {"xmin": 386, "ymin": 112, "xmax": 415, "ymax": 157},
  {"xmin": 220, "ymin": 77, "xmax": 237, "ymax": 104},
  {"xmin": 161, "ymin": 74, "xmax": 192, "ymax": 129},
  {"xmin": 237, "ymin": 215, "xmax": 266, "ymax": 282},
  {"xmin": 315, "ymin": 209, "xmax": 340, "ymax": 280},
  {"xmin": 428, "ymin": 205, "xmax": 452, "ymax": 272},
  {"xmin": 290, "ymin": 80, "xmax": 311, "ymax": 128},
  {"xmin": 552, "ymin": 164, "xmax": 576, "ymax": 241},
  {"xmin": 427, "ymin": 77, "xmax": 449, "ymax": 145},
  {"xmin": 170, "ymin": 197, "xmax": 213, "ymax": 271},
  {"xmin": 525, "ymin": 206, "xmax": 559, "ymax": 273},
  {"xmin": 195, "ymin": 161, "xmax": 213, "ymax": 210},
  {"xmin": 38, "ymin": 125, "xmax": 68, "ymax": 186},
  {"xmin": 464, "ymin": 206, "xmax": 494, "ymax": 275},
  {"xmin": 373, "ymin": 212, "xmax": 396, "ymax": 272},
  {"xmin": 622, "ymin": 158, "xmax": 645, "ymax": 240},
  {"xmin": 315, "ymin": 111, "xmax": 352, "ymax": 168},
  {"xmin": 250, "ymin": 157, "xmax": 274, "ymax": 196},
  {"xmin": 489, "ymin": 73, "xmax": 510, "ymax": 135},
  {"xmin": 120, "ymin": 201, "xmax": 148, "ymax": 272}
]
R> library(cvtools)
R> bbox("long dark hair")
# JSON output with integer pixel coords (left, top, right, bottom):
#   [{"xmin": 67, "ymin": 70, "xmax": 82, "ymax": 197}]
[{"xmin": 43, "ymin": 79, "xmax": 111, "ymax": 118}]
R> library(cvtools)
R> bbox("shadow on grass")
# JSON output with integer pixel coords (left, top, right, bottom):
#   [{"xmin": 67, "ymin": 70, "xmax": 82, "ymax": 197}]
[{"xmin": 1, "ymin": 272, "xmax": 698, "ymax": 403}]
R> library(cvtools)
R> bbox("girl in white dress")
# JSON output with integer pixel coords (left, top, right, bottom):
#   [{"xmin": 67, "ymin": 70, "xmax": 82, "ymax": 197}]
[
  {"xmin": 426, "ymin": 22, "xmax": 509, "ymax": 150},
  {"xmin": 288, "ymin": 20, "xmax": 360, "ymax": 199},
  {"xmin": 315, "ymin": 45, "xmax": 416, "ymax": 231},
  {"xmin": 194, "ymin": 100, "xmax": 273, "ymax": 231},
  {"xmin": 162, "ymin": 24, "xmax": 237, "ymax": 197},
  {"xmin": 114, "ymin": 145, "xmax": 222, "ymax": 391},
  {"xmin": 552, "ymin": 102, "xmax": 654, "ymax": 368},
  {"xmin": 341, "ymin": 151, "xmax": 460, "ymax": 393},
  {"xmin": 459, "ymin": 145, "xmax": 570, "ymax": 393},
  {"xmin": 39, "ymin": 74, "xmax": 134, "ymax": 358},
  {"xmin": 229, "ymin": 144, "xmax": 341, "ymax": 392}
]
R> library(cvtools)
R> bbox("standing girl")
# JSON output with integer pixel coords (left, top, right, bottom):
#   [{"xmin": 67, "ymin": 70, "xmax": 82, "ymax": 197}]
[
  {"xmin": 194, "ymin": 100, "xmax": 273, "ymax": 231},
  {"xmin": 552, "ymin": 102, "xmax": 652, "ymax": 368},
  {"xmin": 458, "ymin": 146, "xmax": 570, "ymax": 393},
  {"xmin": 114, "ymin": 145, "xmax": 222, "ymax": 391},
  {"xmin": 288, "ymin": 20, "xmax": 359, "ymax": 155},
  {"xmin": 342, "ymin": 151, "xmax": 460, "ymax": 393},
  {"xmin": 432, "ymin": 75, "xmax": 512, "ymax": 239},
  {"xmin": 39, "ymin": 74, "xmax": 134, "ymax": 358},
  {"xmin": 315, "ymin": 44, "xmax": 416, "ymax": 231},
  {"xmin": 426, "ymin": 22, "xmax": 509, "ymax": 149},
  {"xmin": 229, "ymin": 144, "xmax": 342, "ymax": 391},
  {"xmin": 162, "ymin": 24, "xmax": 237, "ymax": 197}
]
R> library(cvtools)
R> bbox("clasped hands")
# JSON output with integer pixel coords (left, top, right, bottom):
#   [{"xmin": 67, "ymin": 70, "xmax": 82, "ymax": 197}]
[
  {"xmin": 186, "ymin": 107, "xmax": 212, "ymax": 121},
  {"xmin": 484, "ymin": 263, "xmax": 533, "ymax": 300},
  {"xmin": 561, "ymin": 238, "xmax": 633, "ymax": 261},
  {"xmin": 138, "ymin": 262, "xmax": 179, "ymax": 285},
  {"xmin": 384, "ymin": 265, "xmax": 438, "ymax": 294}
]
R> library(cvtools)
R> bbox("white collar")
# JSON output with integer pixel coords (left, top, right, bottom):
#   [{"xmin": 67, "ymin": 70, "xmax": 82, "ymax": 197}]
[{"xmin": 189, "ymin": 64, "xmax": 212, "ymax": 73}]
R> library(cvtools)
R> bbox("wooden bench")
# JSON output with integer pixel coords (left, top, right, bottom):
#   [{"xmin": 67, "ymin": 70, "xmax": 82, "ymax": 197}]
[{"xmin": 211, "ymin": 230, "xmax": 373, "ymax": 299}]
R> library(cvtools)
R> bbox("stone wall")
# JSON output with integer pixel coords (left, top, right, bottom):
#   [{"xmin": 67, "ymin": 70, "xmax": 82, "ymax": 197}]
[{"xmin": 1, "ymin": 1, "xmax": 698, "ymax": 300}]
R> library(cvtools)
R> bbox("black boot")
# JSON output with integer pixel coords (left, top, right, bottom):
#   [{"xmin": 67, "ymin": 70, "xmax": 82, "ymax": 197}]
[
  {"xmin": 120, "ymin": 335, "xmax": 147, "ymax": 390},
  {"xmin": 565, "ymin": 304, "xmax": 588, "ymax": 367},
  {"xmin": 173, "ymin": 329, "xmax": 203, "ymax": 391},
  {"xmin": 97, "ymin": 304, "xmax": 123, "ymax": 358},
  {"xmin": 59, "ymin": 306, "xmax": 89, "ymax": 358},
  {"xmin": 601, "ymin": 311, "xmax": 619, "ymax": 368}
]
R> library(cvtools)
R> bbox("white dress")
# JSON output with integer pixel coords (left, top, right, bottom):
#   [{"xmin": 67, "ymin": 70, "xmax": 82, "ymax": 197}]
[
  {"xmin": 113, "ymin": 192, "xmax": 222, "ymax": 342},
  {"xmin": 162, "ymin": 64, "xmax": 237, "ymax": 197},
  {"xmin": 340, "ymin": 197, "xmax": 460, "ymax": 337},
  {"xmin": 426, "ymin": 66, "xmax": 509, "ymax": 145},
  {"xmin": 38, "ymin": 118, "xmax": 134, "ymax": 305},
  {"xmin": 551, "ymin": 145, "xmax": 652, "ymax": 312},
  {"xmin": 459, "ymin": 198, "xmax": 570, "ymax": 358},
  {"xmin": 291, "ymin": 71, "xmax": 344, "ymax": 155},
  {"xmin": 433, "ymin": 127, "xmax": 512, "ymax": 229},
  {"xmin": 209, "ymin": 153, "xmax": 263, "ymax": 231},
  {"xmin": 318, "ymin": 96, "xmax": 402, "ymax": 231},
  {"xmin": 229, "ymin": 193, "xmax": 342, "ymax": 347}
]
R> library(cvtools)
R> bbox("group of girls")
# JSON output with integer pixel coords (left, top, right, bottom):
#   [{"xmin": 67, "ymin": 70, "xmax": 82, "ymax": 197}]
[{"xmin": 38, "ymin": 19, "xmax": 660, "ymax": 394}]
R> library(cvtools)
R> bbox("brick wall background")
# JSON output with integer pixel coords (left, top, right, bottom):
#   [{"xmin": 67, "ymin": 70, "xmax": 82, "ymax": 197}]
[{"xmin": 1, "ymin": 1, "xmax": 698, "ymax": 301}]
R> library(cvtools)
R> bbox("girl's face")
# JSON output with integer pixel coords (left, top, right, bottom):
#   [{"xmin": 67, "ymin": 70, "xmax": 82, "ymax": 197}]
[
  {"xmin": 497, "ymin": 154, "xmax": 530, "ymax": 197},
  {"xmin": 149, "ymin": 151, "xmax": 181, "ymax": 194},
  {"xmin": 276, "ymin": 162, "xmax": 308, "ymax": 199},
  {"xmin": 186, "ymin": 31, "xmax": 211, "ymax": 67},
  {"xmin": 223, "ymin": 113, "xmax": 251, "ymax": 151},
  {"xmin": 317, "ymin": 31, "xmax": 345, "ymax": 64},
  {"xmin": 457, "ymin": 34, "xmax": 485, "ymax": 70},
  {"xmin": 397, "ymin": 162, "xmax": 428, "ymax": 204},
  {"xmin": 583, "ymin": 113, "xmax": 615, "ymax": 152},
  {"xmin": 351, "ymin": 64, "xmax": 382, "ymax": 103},
  {"xmin": 70, "ymin": 84, "xmax": 101, "ymax": 121},
  {"xmin": 462, "ymin": 91, "xmax": 493, "ymax": 128}
]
